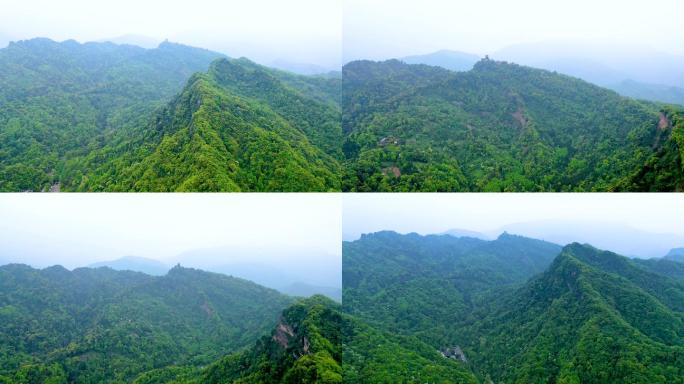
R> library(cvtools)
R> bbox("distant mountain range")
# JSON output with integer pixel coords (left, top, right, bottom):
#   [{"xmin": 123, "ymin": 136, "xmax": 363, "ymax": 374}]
[
  {"xmin": 98, "ymin": 34, "xmax": 162, "ymax": 49},
  {"xmin": 82, "ymin": 251, "xmax": 341, "ymax": 301},
  {"xmin": 343, "ymin": 230, "xmax": 684, "ymax": 382},
  {"xmin": 497, "ymin": 220, "xmax": 684, "ymax": 258},
  {"xmin": 356, "ymin": 221, "xmax": 684, "ymax": 260},
  {"xmin": 439, "ymin": 228, "xmax": 492, "ymax": 240},
  {"xmin": 492, "ymin": 42, "xmax": 684, "ymax": 88},
  {"xmin": 665, "ymin": 247, "xmax": 684, "ymax": 262},
  {"xmin": 280, "ymin": 282, "xmax": 342, "ymax": 302},
  {"xmin": 397, "ymin": 46, "xmax": 684, "ymax": 106},
  {"xmin": 400, "ymin": 50, "xmax": 480, "ymax": 71},
  {"xmin": 87, "ymin": 255, "xmax": 169, "ymax": 276}
]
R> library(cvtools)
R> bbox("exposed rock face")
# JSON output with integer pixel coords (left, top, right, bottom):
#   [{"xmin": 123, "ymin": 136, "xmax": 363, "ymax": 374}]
[
  {"xmin": 440, "ymin": 346, "xmax": 467, "ymax": 363},
  {"xmin": 273, "ymin": 321, "xmax": 295, "ymax": 348}
]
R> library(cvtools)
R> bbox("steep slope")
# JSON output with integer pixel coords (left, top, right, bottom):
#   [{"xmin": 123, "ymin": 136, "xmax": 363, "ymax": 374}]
[
  {"xmin": 342, "ymin": 59, "xmax": 682, "ymax": 191},
  {"xmin": 0, "ymin": 264, "xmax": 293, "ymax": 383},
  {"xmin": 134, "ymin": 296, "xmax": 477, "ymax": 384},
  {"xmin": 0, "ymin": 38, "xmax": 224, "ymax": 191},
  {"xmin": 342, "ymin": 311, "xmax": 478, "ymax": 384},
  {"xmin": 461, "ymin": 244, "xmax": 684, "ymax": 383},
  {"xmin": 0, "ymin": 38, "xmax": 342, "ymax": 192},
  {"xmin": 343, "ymin": 233, "xmax": 684, "ymax": 383},
  {"xmin": 197, "ymin": 295, "xmax": 343, "ymax": 384},
  {"xmin": 62, "ymin": 58, "xmax": 342, "ymax": 191},
  {"xmin": 631, "ymin": 257, "xmax": 684, "ymax": 283},
  {"xmin": 616, "ymin": 107, "xmax": 684, "ymax": 191},
  {"xmin": 343, "ymin": 231, "xmax": 561, "ymax": 344},
  {"xmin": 665, "ymin": 248, "xmax": 684, "ymax": 263}
]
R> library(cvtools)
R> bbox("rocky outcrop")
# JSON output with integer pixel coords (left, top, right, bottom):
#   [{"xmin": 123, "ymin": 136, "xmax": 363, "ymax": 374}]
[{"xmin": 440, "ymin": 345, "xmax": 467, "ymax": 363}]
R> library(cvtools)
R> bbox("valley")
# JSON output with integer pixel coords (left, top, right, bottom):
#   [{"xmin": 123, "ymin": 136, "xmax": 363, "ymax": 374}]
[{"xmin": 343, "ymin": 231, "xmax": 684, "ymax": 383}]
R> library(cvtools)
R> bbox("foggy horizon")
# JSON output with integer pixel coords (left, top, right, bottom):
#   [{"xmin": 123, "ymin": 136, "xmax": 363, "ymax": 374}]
[
  {"xmin": 343, "ymin": 194, "xmax": 684, "ymax": 258},
  {"xmin": 0, "ymin": 194, "xmax": 341, "ymax": 270},
  {"xmin": 343, "ymin": 0, "xmax": 684, "ymax": 62},
  {"xmin": 0, "ymin": 0, "xmax": 342, "ymax": 70}
]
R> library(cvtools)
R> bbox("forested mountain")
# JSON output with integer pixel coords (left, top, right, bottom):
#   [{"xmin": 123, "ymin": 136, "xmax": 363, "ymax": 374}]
[
  {"xmin": 617, "ymin": 105, "xmax": 684, "ymax": 191},
  {"xmin": 461, "ymin": 244, "xmax": 684, "ymax": 383},
  {"xmin": 341, "ymin": 307, "xmax": 478, "ymax": 384},
  {"xmin": 132, "ymin": 294, "xmax": 477, "ymax": 384},
  {"xmin": 343, "ymin": 232, "xmax": 684, "ymax": 383},
  {"xmin": 63, "ymin": 57, "xmax": 342, "ymax": 191},
  {"xmin": 0, "ymin": 38, "xmax": 341, "ymax": 191},
  {"xmin": 666, "ymin": 248, "xmax": 684, "ymax": 263},
  {"xmin": 0, "ymin": 264, "xmax": 293, "ymax": 383},
  {"xmin": 190, "ymin": 295, "xmax": 343, "ymax": 384},
  {"xmin": 342, "ymin": 58, "xmax": 684, "ymax": 191},
  {"xmin": 343, "ymin": 231, "xmax": 561, "ymax": 344},
  {"xmin": 0, "ymin": 38, "xmax": 223, "ymax": 191}
]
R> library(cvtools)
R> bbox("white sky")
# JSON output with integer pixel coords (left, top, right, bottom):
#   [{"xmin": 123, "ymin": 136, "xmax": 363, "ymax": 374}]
[
  {"xmin": 0, "ymin": 194, "xmax": 341, "ymax": 268},
  {"xmin": 343, "ymin": 0, "xmax": 684, "ymax": 61},
  {"xmin": 0, "ymin": 0, "xmax": 342, "ymax": 68},
  {"xmin": 343, "ymin": 193, "xmax": 684, "ymax": 240}
]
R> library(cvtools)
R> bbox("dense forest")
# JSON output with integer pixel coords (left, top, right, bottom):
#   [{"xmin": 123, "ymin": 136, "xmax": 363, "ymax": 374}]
[
  {"xmin": 0, "ymin": 39, "xmax": 684, "ymax": 191},
  {"xmin": 3, "ymin": 40, "xmax": 684, "ymax": 191},
  {"xmin": 0, "ymin": 264, "xmax": 293, "ymax": 383},
  {"xmin": 342, "ymin": 59, "xmax": 684, "ymax": 191},
  {"xmin": 1, "ymin": 235, "xmax": 682, "ymax": 382},
  {"xmin": 343, "ymin": 231, "xmax": 684, "ymax": 383},
  {"xmin": 0, "ymin": 38, "xmax": 341, "ymax": 191},
  {"xmin": 130, "ymin": 293, "xmax": 479, "ymax": 384}
]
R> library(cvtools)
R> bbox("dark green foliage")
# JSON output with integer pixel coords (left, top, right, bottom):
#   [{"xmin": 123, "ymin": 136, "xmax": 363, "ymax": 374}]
[
  {"xmin": 461, "ymin": 244, "xmax": 684, "ymax": 383},
  {"xmin": 342, "ymin": 59, "xmax": 684, "ymax": 191},
  {"xmin": 617, "ymin": 107, "xmax": 684, "ymax": 191},
  {"xmin": 665, "ymin": 248, "xmax": 684, "ymax": 263},
  {"xmin": 0, "ymin": 38, "xmax": 341, "ymax": 191},
  {"xmin": 343, "ymin": 232, "xmax": 684, "ymax": 383},
  {"xmin": 632, "ymin": 257, "xmax": 684, "ymax": 283},
  {"xmin": 343, "ymin": 231, "xmax": 561, "ymax": 345},
  {"xmin": 0, "ymin": 264, "xmax": 293, "ymax": 383},
  {"xmin": 190, "ymin": 293, "xmax": 477, "ymax": 384},
  {"xmin": 342, "ymin": 313, "xmax": 478, "ymax": 384},
  {"xmin": 185, "ymin": 295, "xmax": 343, "ymax": 384}
]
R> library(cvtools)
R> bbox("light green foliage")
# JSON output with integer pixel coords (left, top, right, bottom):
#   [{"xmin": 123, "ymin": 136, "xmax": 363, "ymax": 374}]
[
  {"xmin": 342, "ymin": 59, "xmax": 684, "ymax": 191},
  {"xmin": 193, "ymin": 295, "xmax": 343, "ymax": 384},
  {"xmin": 0, "ymin": 39, "xmax": 341, "ymax": 191},
  {"xmin": 616, "ymin": 106, "xmax": 684, "ymax": 190}
]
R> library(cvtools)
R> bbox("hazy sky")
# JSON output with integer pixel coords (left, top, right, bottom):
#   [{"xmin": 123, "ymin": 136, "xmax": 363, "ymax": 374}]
[
  {"xmin": 343, "ymin": 0, "xmax": 684, "ymax": 61},
  {"xmin": 343, "ymin": 193, "xmax": 684, "ymax": 246},
  {"xmin": 0, "ymin": 0, "xmax": 341, "ymax": 68},
  {"xmin": 0, "ymin": 194, "xmax": 341, "ymax": 269}
]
